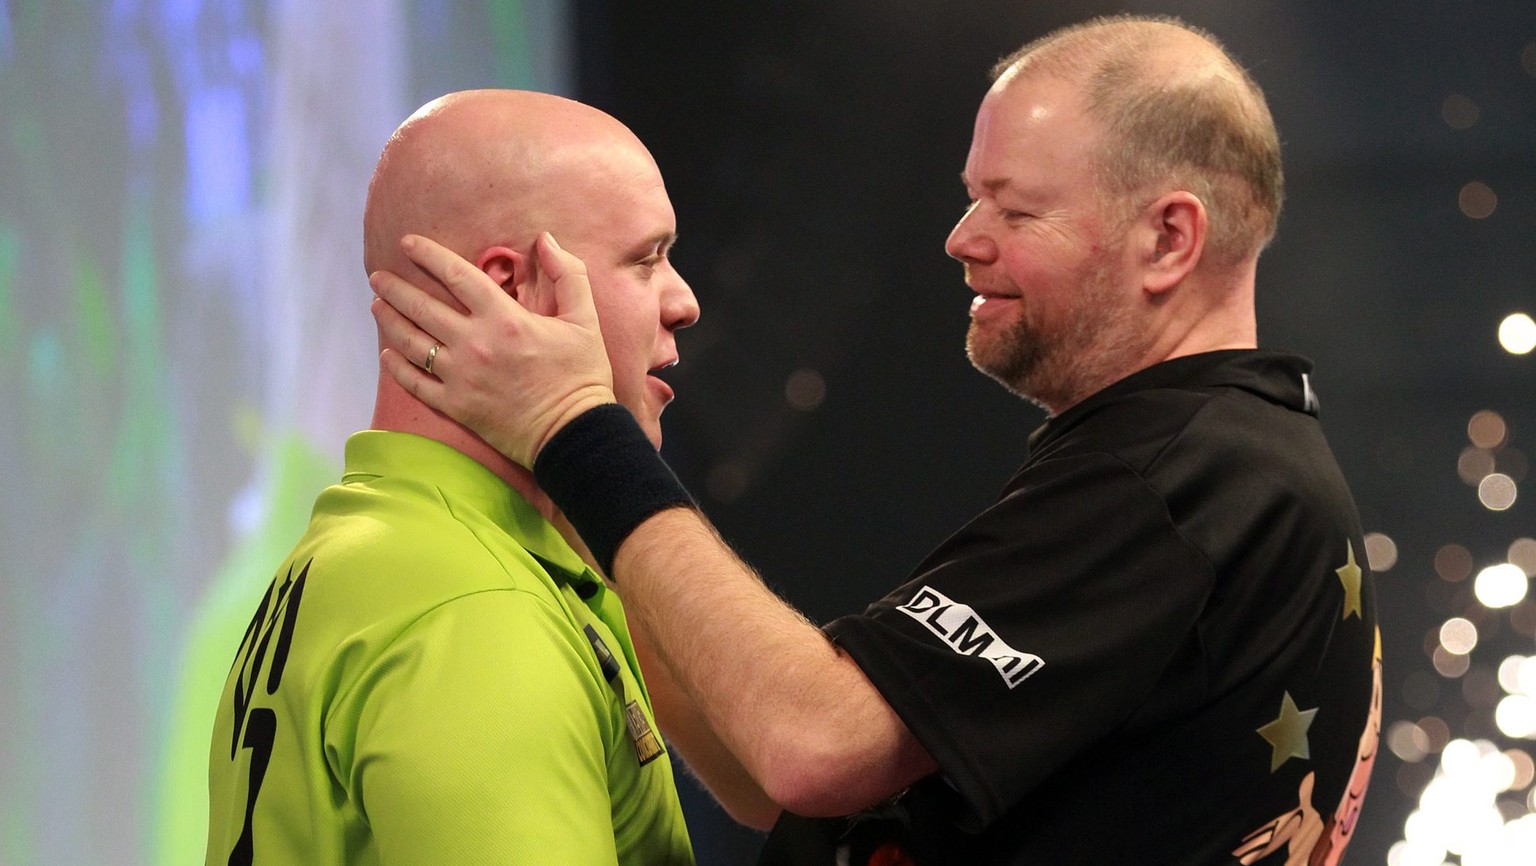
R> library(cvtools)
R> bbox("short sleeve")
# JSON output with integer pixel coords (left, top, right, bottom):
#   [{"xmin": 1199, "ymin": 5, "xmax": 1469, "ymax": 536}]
[
  {"xmin": 333, "ymin": 589, "xmax": 621, "ymax": 865},
  {"xmin": 827, "ymin": 452, "xmax": 1215, "ymax": 828}
]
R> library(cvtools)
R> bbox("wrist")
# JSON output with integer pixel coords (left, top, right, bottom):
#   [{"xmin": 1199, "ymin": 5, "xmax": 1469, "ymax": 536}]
[{"xmin": 532, "ymin": 403, "xmax": 696, "ymax": 576}]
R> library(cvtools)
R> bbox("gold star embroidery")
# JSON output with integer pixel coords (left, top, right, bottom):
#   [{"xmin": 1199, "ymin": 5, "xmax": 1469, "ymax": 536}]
[
  {"xmin": 1336, "ymin": 541, "xmax": 1363, "ymax": 621},
  {"xmin": 1257, "ymin": 692, "xmax": 1318, "ymax": 772}
]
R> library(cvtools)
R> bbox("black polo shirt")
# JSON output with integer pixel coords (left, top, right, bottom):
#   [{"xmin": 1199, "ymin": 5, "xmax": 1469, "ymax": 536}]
[{"xmin": 761, "ymin": 350, "xmax": 1380, "ymax": 865}]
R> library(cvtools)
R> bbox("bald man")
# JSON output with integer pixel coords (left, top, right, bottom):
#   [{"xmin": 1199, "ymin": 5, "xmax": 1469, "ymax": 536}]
[
  {"xmin": 205, "ymin": 91, "xmax": 700, "ymax": 865},
  {"xmin": 371, "ymin": 15, "xmax": 1380, "ymax": 866}
]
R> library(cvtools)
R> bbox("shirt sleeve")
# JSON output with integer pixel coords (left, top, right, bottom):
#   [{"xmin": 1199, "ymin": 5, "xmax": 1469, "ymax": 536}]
[
  {"xmin": 826, "ymin": 451, "xmax": 1215, "ymax": 829},
  {"xmin": 333, "ymin": 589, "xmax": 622, "ymax": 865}
]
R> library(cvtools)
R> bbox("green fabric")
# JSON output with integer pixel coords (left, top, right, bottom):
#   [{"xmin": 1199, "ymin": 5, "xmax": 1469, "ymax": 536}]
[{"xmin": 206, "ymin": 431, "xmax": 694, "ymax": 865}]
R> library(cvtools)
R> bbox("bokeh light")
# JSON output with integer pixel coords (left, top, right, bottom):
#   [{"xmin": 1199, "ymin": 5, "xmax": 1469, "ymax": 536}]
[
  {"xmin": 784, "ymin": 368, "xmax": 827, "ymax": 411},
  {"xmin": 1478, "ymin": 474, "xmax": 1518, "ymax": 511},
  {"xmin": 1508, "ymin": 538, "xmax": 1536, "ymax": 576},
  {"xmin": 1459, "ymin": 181, "xmax": 1498, "ymax": 219},
  {"xmin": 1442, "ymin": 93, "xmax": 1480, "ymax": 129},
  {"xmin": 1469, "ymin": 411, "xmax": 1509, "ymax": 449},
  {"xmin": 1496, "ymin": 696, "xmax": 1536, "ymax": 739},
  {"xmin": 1436, "ymin": 647, "xmax": 1474, "ymax": 678},
  {"xmin": 1392, "ymin": 720, "xmax": 1433, "ymax": 762},
  {"xmin": 1509, "ymin": 750, "xmax": 1535, "ymax": 791},
  {"xmin": 1460, "ymin": 447, "xmax": 1497, "ymax": 485},
  {"xmin": 1498, "ymin": 313, "xmax": 1536, "ymax": 355},
  {"xmin": 1366, "ymin": 531, "xmax": 1400, "ymax": 571},
  {"xmin": 1475, "ymin": 564, "xmax": 1529, "ymax": 609},
  {"xmin": 1437, "ymin": 544, "xmax": 1475, "ymax": 582},
  {"xmin": 1442, "ymin": 617, "xmax": 1480, "ymax": 654}
]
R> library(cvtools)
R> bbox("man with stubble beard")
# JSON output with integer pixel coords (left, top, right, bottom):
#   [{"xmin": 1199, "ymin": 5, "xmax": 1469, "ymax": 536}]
[{"xmin": 369, "ymin": 16, "xmax": 1380, "ymax": 865}]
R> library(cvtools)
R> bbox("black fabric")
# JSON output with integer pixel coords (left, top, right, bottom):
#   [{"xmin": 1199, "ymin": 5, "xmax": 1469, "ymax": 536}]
[
  {"xmin": 533, "ymin": 403, "xmax": 697, "ymax": 576},
  {"xmin": 761, "ymin": 350, "xmax": 1379, "ymax": 865}
]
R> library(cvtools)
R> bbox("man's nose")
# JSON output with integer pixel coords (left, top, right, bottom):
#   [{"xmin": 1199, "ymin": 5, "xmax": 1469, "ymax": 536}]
[
  {"xmin": 664, "ymin": 270, "xmax": 700, "ymax": 331},
  {"xmin": 945, "ymin": 203, "xmax": 997, "ymax": 264}
]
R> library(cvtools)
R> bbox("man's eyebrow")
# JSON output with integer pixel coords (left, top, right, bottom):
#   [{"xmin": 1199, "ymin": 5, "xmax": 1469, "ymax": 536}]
[
  {"xmin": 960, "ymin": 171, "xmax": 1008, "ymax": 193},
  {"xmin": 625, "ymin": 231, "xmax": 678, "ymax": 260}
]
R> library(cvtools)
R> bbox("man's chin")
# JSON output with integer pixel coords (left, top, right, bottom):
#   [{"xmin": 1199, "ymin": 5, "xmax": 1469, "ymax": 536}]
[{"xmin": 636, "ymin": 412, "xmax": 665, "ymax": 452}]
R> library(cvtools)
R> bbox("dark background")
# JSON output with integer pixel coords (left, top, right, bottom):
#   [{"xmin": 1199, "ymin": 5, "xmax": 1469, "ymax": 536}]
[{"xmin": 576, "ymin": 1, "xmax": 1536, "ymax": 862}]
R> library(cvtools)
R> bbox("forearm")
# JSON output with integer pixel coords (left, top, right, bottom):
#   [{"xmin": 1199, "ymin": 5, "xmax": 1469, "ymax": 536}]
[
  {"xmin": 614, "ymin": 507, "xmax": 935, "ymax": 817},
  {"xmin": 628, "ymin": 615, "xmax": 782, "ymax": 829}
]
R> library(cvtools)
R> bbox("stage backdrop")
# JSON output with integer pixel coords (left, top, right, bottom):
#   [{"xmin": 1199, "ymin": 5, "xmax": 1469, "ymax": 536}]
[{"xmin": 0, "ymin": 2, "xmax": 570, "ymax": 863}]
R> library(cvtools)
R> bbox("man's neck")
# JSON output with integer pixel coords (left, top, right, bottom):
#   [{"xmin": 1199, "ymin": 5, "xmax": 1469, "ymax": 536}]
[{"xmin": 371, "ymin": 373, "xmax": 558, "ymax": 522}]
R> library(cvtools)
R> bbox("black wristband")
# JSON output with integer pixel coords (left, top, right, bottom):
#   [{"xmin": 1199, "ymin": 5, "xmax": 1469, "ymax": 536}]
[{"xmin": 532, "ymin": 404, "xmax": 697, "ymax": 577}]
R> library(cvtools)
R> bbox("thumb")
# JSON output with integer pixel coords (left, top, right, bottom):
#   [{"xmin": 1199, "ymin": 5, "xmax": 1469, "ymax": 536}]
[{"xmin": 536, "ymin": 232, "xmax": 601, "ymax": 331}]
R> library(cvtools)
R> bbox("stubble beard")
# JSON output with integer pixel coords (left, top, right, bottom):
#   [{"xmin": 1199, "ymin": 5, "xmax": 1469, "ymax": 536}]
[{"xmin": 966, "ymin": 259, "xmax": 1142, "ymax": 415}]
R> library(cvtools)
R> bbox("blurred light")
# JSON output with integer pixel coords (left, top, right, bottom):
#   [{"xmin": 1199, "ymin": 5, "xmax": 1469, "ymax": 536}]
[
  {"xmin": 1509, "ymin": 538, "xmax": 1536, "ymax": 576},
  {"xmin": 1495, "ymin": 695, "xmax": 1536, "ymax": 738},
  {"xmin": 1414, "ymin": 741, "xmax": 1508, "ymax": 855},
  {"xmin": 1481, "ymin": 749, "xmax": 1519, "ymax": 792},
  {"xmin": 1499, "ymin": 313, "xmax": 1536, "ymax": 355},
  {"xmin": 1461, "ymin": 814, "xmax": 1536, "ymax": 864},
  {"xmin": 1479, "ymin": 473, "xmax": 1518, "ymax": 511},
  {"xmin": 1442, "ymin": 93, "xmax": 1480, "ymax": 129},
  {"xmin": 784, "ymin": 368, "xmax": 826, "ymax": 412},
  {"xmin": 1509, "ymin": 750, "xmax": 1535, "ymax": 791},
  {"xmin": 1513, "ymin": 603, "xmax": 1536, "ymax": 638},
  {"xmin": 1435, "ymin": 646, "xmax": 1473, "ymax": 678},
  {"xmin": 707, "ymin": 461, "xmax": 749, "ymax": 503},
  {"xmin": 1365, "ymin": 531, "xmax": 1399, "ymax": 571},
  {"xmin": 1441, "ymin": 617, "xmax": 1480, "ymax": 654},
  {"xmin": 1460, "ymin": 447, "xmax": 1497, "ymax": 485},
  {"xmin": 1420, "ymin": 716, "xmax": 1452, "ymax": 752},
  {"xmin": 1499, "ymin": 655, "xmax": 1530, "ymax": 695},
  {"xmin": 1460, "ymin": 181, "xmax": 1498, "ymax": 219},
  {"xmin": 1475, "ymin": 563, "xmax": 1529, "ymax": 608},
  {"xmin": 1387, "ymin": 838, "xmax": 1447, "ymax": 866},
  {"xmin": 1391, "ymin": 720, "xmax": 1432, "ymax": 762},
  {"xmin": 1437, "ymin": 544, "xmax": 1475, "ymax": 582},
  {"xmin": 1519, "ymin": 657, "xmax": 1536, "ymax": 695},
  {"xmin": 1469, "ymin": 410, "xmax": 1509, "ymax": 449}
]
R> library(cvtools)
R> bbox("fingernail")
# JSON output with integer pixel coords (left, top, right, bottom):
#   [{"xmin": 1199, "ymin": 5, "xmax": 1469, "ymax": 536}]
[
  {"xmin": 545, "ymin": 233, "xmax": 563, "ymax": 251},
  {"xmin": 401, "ymin": 235, "xmax": 418, "ymax": 252}
]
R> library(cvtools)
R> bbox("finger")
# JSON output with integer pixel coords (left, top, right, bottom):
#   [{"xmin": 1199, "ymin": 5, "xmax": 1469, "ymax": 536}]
[
  {"xmin": 380, "ymin": 347, "xmax": 449, "ymax": 410},
  {"xmin": 369, "ymin": 267, "xmax": 465, "ymax": 346},
  {"xmin": 535, "ymin": 233, "xmax": 602, "ymax": 331},
  {"xmin": 400, "ymin": 234, "xmax": 520, "ymax": 317},
  {"xmin": 370, "ymin": 298, "xmax": 444, "ymax": 373}
]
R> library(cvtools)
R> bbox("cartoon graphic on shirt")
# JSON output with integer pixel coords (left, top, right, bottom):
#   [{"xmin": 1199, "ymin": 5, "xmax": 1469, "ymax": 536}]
[{"xmin": 1233, "ymin": 629, "xmax": 1382, "ymax": 866}]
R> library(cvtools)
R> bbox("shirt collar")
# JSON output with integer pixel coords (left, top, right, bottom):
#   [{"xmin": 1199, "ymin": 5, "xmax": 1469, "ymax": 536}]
[
  {"xmin": 342, "ymin": 430, "xmax": 599, "ymax": 590},
  {"xmin": 1028, "ymin": 349, "xmax": 1319, "ymax": 453}
]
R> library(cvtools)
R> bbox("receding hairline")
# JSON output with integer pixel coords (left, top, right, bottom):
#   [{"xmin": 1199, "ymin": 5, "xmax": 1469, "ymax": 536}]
[
  {"xmin": 986, "ymin": 15, "xmax": 1284, "ymax": 264},
  {"xmin": 991, "ymin": 15, "xmax": 1240, "ymax": 84}
]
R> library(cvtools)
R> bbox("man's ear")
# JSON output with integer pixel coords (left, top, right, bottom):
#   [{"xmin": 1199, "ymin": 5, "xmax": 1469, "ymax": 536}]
[
  {"xmin": 475, "ymin": 245, "xmax": 553, "ymax": 315},
  {"xmin": 1138, "ymin": 191, "xmax": 1206, "ymax": 296}
]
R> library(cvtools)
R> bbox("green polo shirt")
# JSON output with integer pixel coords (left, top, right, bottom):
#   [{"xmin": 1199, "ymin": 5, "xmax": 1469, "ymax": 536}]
[{"xmin": 206, "ymin": 431, "xmax": 694, "ymax": 865}]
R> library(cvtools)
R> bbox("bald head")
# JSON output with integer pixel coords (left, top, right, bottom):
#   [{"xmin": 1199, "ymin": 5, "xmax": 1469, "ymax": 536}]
[
  {"xmin": 362, "ymin": 89, "xmax": 657, "ymax": 282},
  {"xmin": 993, "ymin": 16, "xmax": 1283, "ymax": 267}
]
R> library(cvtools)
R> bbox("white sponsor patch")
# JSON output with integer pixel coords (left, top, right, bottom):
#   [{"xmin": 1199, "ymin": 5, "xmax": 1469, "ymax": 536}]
[{"xmin": 896, "ymin": 586, "xmax": 1044, "ymax": 689}]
